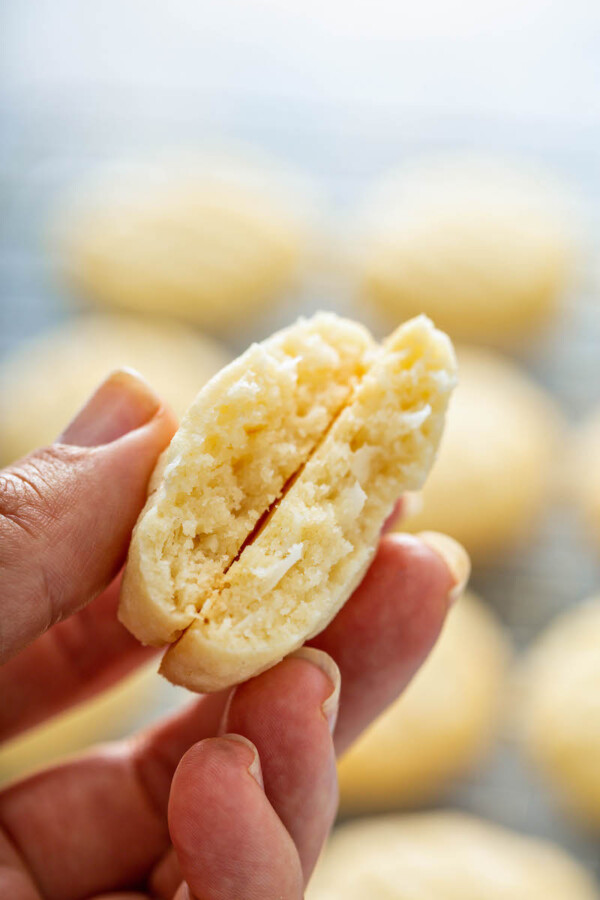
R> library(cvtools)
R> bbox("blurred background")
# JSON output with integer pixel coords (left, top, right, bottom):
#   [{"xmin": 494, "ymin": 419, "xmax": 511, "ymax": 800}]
[{"xmin": 1, "ymin": 0, "xmax": 599, "ymax": 891}]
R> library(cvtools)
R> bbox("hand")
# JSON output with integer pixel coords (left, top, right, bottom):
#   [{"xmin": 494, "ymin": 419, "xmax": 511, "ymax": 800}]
[{"xmin": 0, "ymin": 369, "xmax": 466, "ymax": 900}]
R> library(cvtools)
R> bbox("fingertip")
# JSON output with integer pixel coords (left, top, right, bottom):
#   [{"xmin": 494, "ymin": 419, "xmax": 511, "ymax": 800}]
[
  {"xmin": 59, "ymin": 368, "xmax": 165, "ymax": 448},
  {"xmin": 168, "ymin": 736, "xmax": 303, "ymax": 900},
  {"xmin": 220, "ymin": 734, "xmax": 263, "ymax": 786},
  {"xmin": 222, "ymin": 655, "xmax": 339, "ymax": 883},
  {"xmin": 289, "ymin": 648, "xmax": 341, "ymax": 734},
  {"xmin": 90, "ymin": 400, "xmax": 177, "ymax": 502},
  {"xmin": 416, "ymin": 530, "xmax": 471, "ymax": 605},
  {"xmin": 378, "ymin": 531, "xmax": 461, "ymax": 610},
  {"xmin": 170, "ymin": 735, "xmax": 262, "ymax": 812},
  {"xmin": 113, "ymin": 399, "xmax": 177, "ymax": 455},
  {"xmin": 308, "ymin": 531, "xmax": 459, "ymax": 754}
]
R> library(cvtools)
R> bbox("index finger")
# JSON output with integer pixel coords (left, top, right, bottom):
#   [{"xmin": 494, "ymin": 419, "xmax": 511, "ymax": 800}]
[{"xmin": 308, "ymin": 531, "xmax": 468, "ymax": 754}]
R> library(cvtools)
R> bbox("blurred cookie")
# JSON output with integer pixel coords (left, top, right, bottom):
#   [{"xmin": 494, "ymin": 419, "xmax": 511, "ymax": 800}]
[
  {"xmin": 338, "ymin": 592, "xmax": 509, "ymax": 811},
  {"xmin": 56, "ymin": 153, "xmax": 315, "ymax": 330},
  {"xmin": 0, "ymin": 667, "xmax": 157, "ymax": 785},
  {"xmin": 570, "ymin": 410, "xmax": 600, "ymax": 547},
  {"xmin": 307, "ymin": 812, "xmax": 599, "ymax": 899},
  {"xmin": 356, "ymin": 155, "xmax": 576, "ymax": 343},
  {"xmin": 0, "ymin": 314, "xmax": 230, "ymax": 464},
  {"xmin": 399, "ymin": 346, "xmax": 560, "ymax": 560},
  {"xmin": 518, "ymin": 599, "xmax": 600, "ymax": 829}
]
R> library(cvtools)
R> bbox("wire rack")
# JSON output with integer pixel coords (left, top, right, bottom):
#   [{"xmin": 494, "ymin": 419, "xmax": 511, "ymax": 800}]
[{"xmin": 1, "ymin": 92, "xmax": 599, "ymax": 875}]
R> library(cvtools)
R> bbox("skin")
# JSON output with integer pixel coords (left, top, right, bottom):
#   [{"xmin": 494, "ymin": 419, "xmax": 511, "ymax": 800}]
[{"xmin": 0, "ymin": 369, "xmax": 456, "ymax": 900}]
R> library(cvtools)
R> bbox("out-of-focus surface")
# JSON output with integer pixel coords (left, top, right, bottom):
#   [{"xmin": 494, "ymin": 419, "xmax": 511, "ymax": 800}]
[
  {"xmin": 306, "ymin": 812, "xmax": 600, "ymax": 899},
  {"xmin": 1, "ymin": 0, "xmax": 599, "ymax": 882},
  {"xmin": 338, "ymin": 593, "xmax": 510, "ymax": 811}
]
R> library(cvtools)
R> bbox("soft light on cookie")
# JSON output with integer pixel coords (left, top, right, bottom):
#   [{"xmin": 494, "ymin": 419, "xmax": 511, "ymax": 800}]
[
  {"xmin": 119, "ymin": 312, "xmax": 457, "ymax": 692},
  {"xmin": 306, "ymin": 812, "xmax": 599, "ymax": 900},
  {"xmin": 56, "ymin": 153, "xmax": 316, "ymax": 330},
  {"xmin": 570, "ymin": 410, "xmax": 600, "ymax": 548},
  {"xmin": 338, "ymin": 592, "xmax": 509, "ymax": 811},
  {"xmin": 517, "ymin": 599, "xmax": 600, "ymax": 829},
  {"xmin": 0, "ymin": 314, "xmax": 231, "ymax": 465},
  {"xmin": 399, "ymin": 346, "xmax": 560, "ymax": 560},
  {"xmin": 355, "ymin": 155, "xmax": 576, "ymax": 343}
]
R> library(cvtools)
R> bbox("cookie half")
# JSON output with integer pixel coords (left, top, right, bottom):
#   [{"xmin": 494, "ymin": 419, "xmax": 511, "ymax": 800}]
[{"xmin": 119, "ymin": 313, "xmax": 456, "ymax": 691}]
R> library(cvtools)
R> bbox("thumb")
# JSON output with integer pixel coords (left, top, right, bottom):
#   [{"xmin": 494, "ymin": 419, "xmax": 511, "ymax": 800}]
[{"xmin": 0, "ymin": 368, "xmax": 177, "ymax": 664}]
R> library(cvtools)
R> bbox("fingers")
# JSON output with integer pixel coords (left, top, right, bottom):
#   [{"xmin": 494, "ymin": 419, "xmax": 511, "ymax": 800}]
[
  {"xmin": 0, "ymin": 528, "xmax": 467, "ymax": 900},
  {"xmin": 132, "ymin": 691, "xmax": 231, "ymax": 813},
  {"xmin": 0, "ymin": 575, "xmax": 156, "ymax": 742},
  {"xmin": 0, "ymin": 369, "xmax": 177, "ymax": 664},
  {"xmin": 0, "ymin": 751, "xmax": 170, "ymax": 900},
  {"xmin": 147, "ymin": 652, "xmax": 340, "ymax": 893},
  {"xmin": 168, "ymin": 736, "xmax": 303, "ymax": 900},
  {"xmin": 221, "ymin": 650, "xmax": 339, "ymax": 881},
  {"xmin": 309, "ymin": 531, "xmax": 469, "ymax": 754},
  {"xmin": 140, "ymin": 530, "xmax": 466, "ymax": 891},
  {"xmin": 0, "ymin": 830, "xmax": 41, "ymax": 900},
  {"xmin": 0, "ymin": 689, "xmax": 228, "ymax": 900}
]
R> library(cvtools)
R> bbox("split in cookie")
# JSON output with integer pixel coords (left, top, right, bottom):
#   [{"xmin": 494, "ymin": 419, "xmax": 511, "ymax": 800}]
[{"xmin": 119, "ymin": 312, "xmax": 456, "ymax": 691}]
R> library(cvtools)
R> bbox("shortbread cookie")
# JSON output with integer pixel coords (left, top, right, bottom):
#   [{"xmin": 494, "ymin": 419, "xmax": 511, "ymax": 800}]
[
  {"xmin": 119, "ymin": 313, "xmax": 456, "ymax": 692},
  {"xmin": 0, "ymin": 314, "xmax": 230, "ymax": 464},
  {"xmin": 0, "ymin": 667, "xmax": 157, "ymax": 786},
  {"xmin": 57, "ymin": 154, "xmax": 313, "ymax": 329},
  {"xmin": 306, "ymin": 812, "xmax": 599, "ymax": 900},
  {"xmin": 571, "ymin": 410, "xmax": 600, "ymax": 548},
  {"xmin": 338, "ymin": 592, "xmax": 509, "ymax": 811},
  {"xmin": 399, "ymin": 346, "xmax": 560, "ymax": 560},
  {"xmin": 518, "ymin": 599, "xmax": 600, "ymax": 828},
  {"xmin": 356, "ymin": 155, "xmax": 576, "ymax": 343}
]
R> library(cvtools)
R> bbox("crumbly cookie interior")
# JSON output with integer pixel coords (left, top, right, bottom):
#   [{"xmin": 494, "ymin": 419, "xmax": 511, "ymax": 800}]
[
  {"xmin": 146, "ymin": 314, "xmax": 374, "ymax": 623},
  {"xmin": 172, "ymin": 316, "xmax": 455, "ymax": 649}
]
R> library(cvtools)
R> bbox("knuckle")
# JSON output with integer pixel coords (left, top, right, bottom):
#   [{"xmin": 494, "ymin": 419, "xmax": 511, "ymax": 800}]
[{"xmin": 0, "ymin": 444, "xmax": 88, "ymax": 536}]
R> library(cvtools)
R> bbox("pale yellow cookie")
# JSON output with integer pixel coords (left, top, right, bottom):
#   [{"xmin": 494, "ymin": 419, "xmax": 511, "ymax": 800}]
[
  {"xmin": 356, "ymin": 155, "xmax": 576, "ymax": 343},
  {"xmin": 307, "ymin": 812, "xmax": 599, "ymax": 900},
  {"xmin": 57, "ymin": 154, "xmax": 314, "ymax": 329},
  {"xmin": 571, "ymin": 410, "xmax": 600, "ymax": 548},
  {"xmin": 517, "ymin": 599, "xmax": 600, "ymax": 829},
  {"xmin": 0, "ymin": 666, "xmax": 157, "ymax": 786},
  {"xmin": 338, "ymin": 592, "xmax": 509, "ymax": 811},
  {"xmin": 0, "ymin": 314, "xmax": 230, "ymax": 465},
  {"xmin": 119, "ymin": 313, "xmax": 456, "ymax": 692},
  {"xmin": 399, "ymin": 346, "xmax": 560, "ymax": 560}
]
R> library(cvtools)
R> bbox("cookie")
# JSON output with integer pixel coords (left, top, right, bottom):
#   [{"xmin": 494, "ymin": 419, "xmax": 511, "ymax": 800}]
[
  {"xmin": 355, "ymin": 155, "xmax": 575, "ymax": 343},
  {"xmin": 399, "ymin": 346, "xmax": 560, "ymax": 560},
  {"xmin": 57, "ymin": 154, "xmax": 314, "ymax": 330},
  {"xmin": 0, "ymin": 314, "xmax": 230, "ymax": 465},
  {"xmin": 338, "ymin": 592, "xmax": 509, "ymax": 810},
  {"xmin": 571, "ymin": 410, "xmax": 600, "ymax": 548},
  {"xmin": 517, "ymin": 599, "xmax": 600, "ymax": 828},
  {"xmin": 119, "ymin": 313, "xmax": 456, "ymax": 692},
  {"xmin": 307, "ymin": 812, "xmax": 599, "ymax": 899}
]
